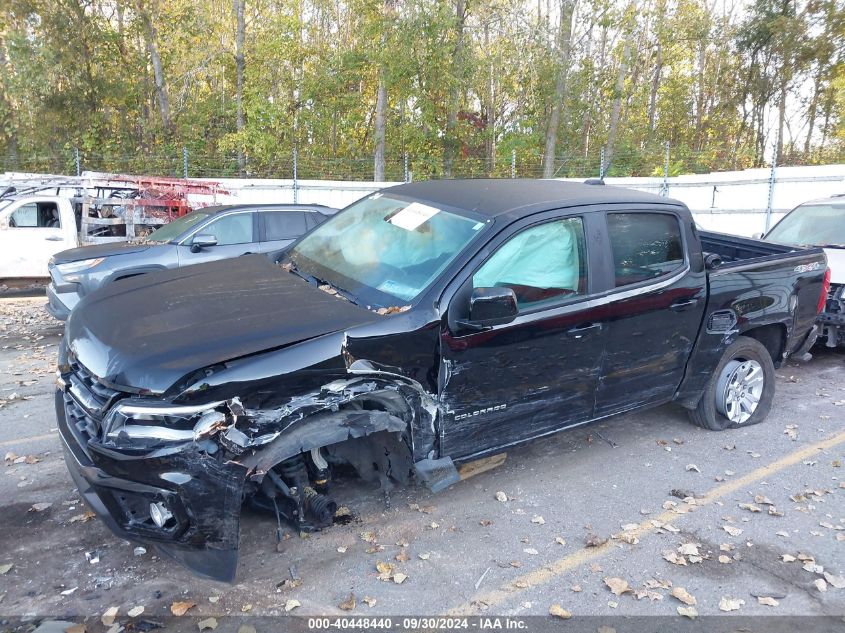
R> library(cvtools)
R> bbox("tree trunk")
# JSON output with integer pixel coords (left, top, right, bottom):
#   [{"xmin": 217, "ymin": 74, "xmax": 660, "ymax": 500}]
[
  {"xmin": 374, "ymin": 76, "xmax": 387, "ymax": 180},
  {"xmin": 138, "ymin": 1, "xmax": 173, "ymax": 134},
  {"xmin": 373, "ymin": 0, "xmax": 394, "ymax": 181},
  {"xmin": 605, "ymin": 37, "xmax": 631, "ymax": 173},
  {"xmin": 647, "ymin": 43, "xmax": 662, "ymax": 133},
  {"xmin": 444, "ymin": 0, "xmax": 468, "ymax": 178},
  {"xmin": 235, "ymin": 0, "xmax": 246, "ymax": 174},
  {"xmin": 803, "ymin": 72, "xmax": 820, "ymax": 155},
  {"xmin": 776, "ymin": 76, "xmax": 786, "ymax": 163},
  {"xmin": 542, "ymin": 0, "xmax": 575, "ymax": 179}
]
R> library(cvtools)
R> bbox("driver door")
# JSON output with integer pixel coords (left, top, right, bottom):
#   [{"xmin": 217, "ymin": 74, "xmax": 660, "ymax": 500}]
[
  {"xmin": 439, "ymin": 212, "xmax": 607, "ymax": 460},
  {"xmin": 176, "ymin": 211, "xmax": 258, "ymax": 266},
  {"xmin": 0, "ymin": 201, "xmax": 68, "ymax": 277}
]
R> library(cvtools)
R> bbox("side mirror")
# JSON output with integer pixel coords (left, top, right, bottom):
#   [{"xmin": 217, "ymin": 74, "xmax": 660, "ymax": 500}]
[
  {"xmin": 751, "ymin": 232, "xmax": 764, "ymax": 240},
  {"xmin": 190, "ymin": 234, "xmax": 218, "ymax": 252},
  {"xmin": 458, "ymin": 287, "xmax": 518, "ymax": 331}
]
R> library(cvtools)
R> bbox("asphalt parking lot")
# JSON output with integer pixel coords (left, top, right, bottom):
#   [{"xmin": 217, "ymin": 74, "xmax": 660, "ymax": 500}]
[{"xmin": 0, "ymin": 297, "xmax": 843, "ymax": 627}]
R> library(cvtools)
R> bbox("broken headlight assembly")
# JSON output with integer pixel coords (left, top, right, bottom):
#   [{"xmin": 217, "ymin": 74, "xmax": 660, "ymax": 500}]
[{"xmin": 104, "ymin": 400, "xmax": 226, "ymax": 445}]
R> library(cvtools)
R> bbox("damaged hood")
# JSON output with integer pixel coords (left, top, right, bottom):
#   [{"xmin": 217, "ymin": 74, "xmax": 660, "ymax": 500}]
[{"xmin": 66, "ymin": 255, "xmax": 380, "ymax": 393}]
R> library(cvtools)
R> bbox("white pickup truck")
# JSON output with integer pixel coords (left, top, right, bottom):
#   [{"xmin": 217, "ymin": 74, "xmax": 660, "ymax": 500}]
[{"xmin": 0, "ymin": 195, "xmax": 79, "ymax": 278}]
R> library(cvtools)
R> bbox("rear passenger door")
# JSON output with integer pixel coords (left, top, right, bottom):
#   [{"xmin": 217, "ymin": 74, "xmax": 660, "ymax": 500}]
[
  {"xmin": 593, "ymin": 210, "xmax": 706, "ymax": 416},
  {"xmin": 258, "ymin": 210, "xmax": 307, "ymax": 260}
]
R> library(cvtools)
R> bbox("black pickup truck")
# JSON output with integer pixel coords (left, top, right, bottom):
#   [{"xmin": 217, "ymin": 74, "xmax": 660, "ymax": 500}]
[{"xmin": 56, "ymin": 180, "xmax": 828, "ymax": 581}]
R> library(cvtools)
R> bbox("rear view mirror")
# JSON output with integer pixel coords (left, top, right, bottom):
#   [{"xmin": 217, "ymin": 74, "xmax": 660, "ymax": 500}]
[
  {"xmin": 468, "ymin": 286, "xmax": 518, "ymax": 326},
  {"xmin": 190, "ymin": 234, "xmax": 218, "ymax": 252}
]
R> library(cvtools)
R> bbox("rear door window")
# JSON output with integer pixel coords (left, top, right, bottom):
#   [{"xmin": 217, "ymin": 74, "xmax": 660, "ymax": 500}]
[
  {"xmin": 263, "ymin": 211, "xmax": 307, "ymax": 241},
  {"xmin": 607, "ymin": 213, "xmax": 684, "ymax": 287}
]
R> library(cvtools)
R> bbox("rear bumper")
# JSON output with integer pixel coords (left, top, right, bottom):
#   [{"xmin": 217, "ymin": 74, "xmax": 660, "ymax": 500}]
[{"xmin": 56, "ymin": 389, "xmax": 247, "ymax": 582}]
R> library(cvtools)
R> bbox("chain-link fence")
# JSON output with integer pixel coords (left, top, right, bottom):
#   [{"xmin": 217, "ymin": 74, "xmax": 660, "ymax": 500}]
[{"xmin": 3, "ymin": 144, "xmax": 844, "ymax": 182}]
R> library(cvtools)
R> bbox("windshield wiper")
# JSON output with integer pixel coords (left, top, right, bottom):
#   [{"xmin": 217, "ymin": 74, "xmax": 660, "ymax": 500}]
[
  {"xmin": 282, "ymin": 260, "xmax": 359, "ymax": 305},
  {"xmin": 313, "ymin": 277, "xmax": 360, "ymax": 306}
]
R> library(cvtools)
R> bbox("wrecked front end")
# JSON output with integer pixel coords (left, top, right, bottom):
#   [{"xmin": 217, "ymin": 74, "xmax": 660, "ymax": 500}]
[{"xmin": 56, "ymin": 339, "xmax": 444, "ymax": 582}]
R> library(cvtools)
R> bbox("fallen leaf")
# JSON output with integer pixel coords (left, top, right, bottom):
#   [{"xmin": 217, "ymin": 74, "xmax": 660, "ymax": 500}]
[
  {"xmin": 523, "ymin": 548, "xmax": 538, "ymax": 555},
  {"xmin": 768, "ymin": 506, "xmax": 784, "ymax": 517},
  {"xmin": 339, "ymin": 594, "xmax": 356, "ymax": 610},
  {"xmin": 781, "ymin": 554, "xmax": 796, "ymax": 562},
  {"xmin": 570, "ymin": 585, "xmax": 582, "ymax": 592},
  {"xmin": 395, "ymin": 550, "xmax": 410, "ymax": 563},
  {"xmin": 495, "ymin": 491, "xmax": 507, "ymax": 502},
  {"xmin": 722, "ymin": 525, "xmax": 743, "ymax": 537},
  {"xmin": 337, "ymin": 546, "xmax": 347, "ymax": 553},
  {"xmin": 677, "ymin": 606, "xmax": 698, "ymax": 619},
  {"xmin": 531, "ymin": 515, "xmax": 545, "ymax": 525},
  {"xmin": 127, "ymin": 606, "xmax": 144, "ymax": 617},
  {"xmin": 585, "ymin": 533, "xmax": 607, "ymax": 547},
  {"xmin": 548, "ymin": 604, "xmax": 571, "ymax": 619},
  {"xmin": 663, "ymin": 551, "xmax": 687, "ymax": 566},
  {"xmin": 171, "ymin": 601, "xmax": 196, "ymax": 616},
  {"xmin": 197, "ymin": 618, "xmax": 217, "ymax": 631},
  {"xmin": 28, "ymin": 502, "xmax": 51, "ymax": 512},
  {"xmin": 718, "ymin": 555, "xmax": 732, "ymax": 564},
  {"xmin": 739, "ymin": 503, "xmax": 761, "ymax": 513},
  {"xmin": 686, "ymin": 464, "xmax": 701, "ymax": 473},
  {"xmin": 284, "ymin": 599, "xmax": 300, "ymax": 612},
  {"xmin": 0, "ymin": 564, "xmax": 12, "ymax": 574},
  {"xmin": 814, "ymin": 579, "xmax": 827, "ymax": 592},
  {"xmin": 360, "ymin": 531, "xmax": 377, "ymax": 543},
  {"xmin": 823, "ymin": 572, "xmax": 845, "ymax": 589},
  {"xmin": 755, "ymin": 494, "xmax": 774, "ymax": 505},
  {"xmin": 604, "ymin": 577, "xmax": 633, "ymax": 596},
  {"xmin": 362, "ymin": 596, "xmax": 377, "ymax": 607},
  {"xmin": 418, "ymin": 552, "xmax": 430, "ymax": 560},
  {"xmin": 555, "ymin": 537, "xmax": 566, "ymax": 545},
  {"xmin": 670, "ymin": 587, "xmax": 696, "ymax": 606},
  {"xmin": 678, "ymin": 543, "xmax": 700, "ymax": 557},
  {"xmin": 101, "ymin": 607, "xmax": 119, "ymax": 626},
  {"xmin": 393, "ymin": 572, "xmax": 408, "ymax": 584},
  {"xmin": 719, "ymin": 597, "xmax": 745, "ymax": 612},
  {"xmin": 758, "ymin": 596, "xmax": 779, "ymax": 607}
]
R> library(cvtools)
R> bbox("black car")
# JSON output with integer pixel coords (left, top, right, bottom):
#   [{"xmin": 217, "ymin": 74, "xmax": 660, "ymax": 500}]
[
  {"xmin": 46, "ymin": 203, "xmax": 335, "ymax": 320},
  {"xmin": 56, "ymin": 180, "xmax": 827, "ymax": 581}
]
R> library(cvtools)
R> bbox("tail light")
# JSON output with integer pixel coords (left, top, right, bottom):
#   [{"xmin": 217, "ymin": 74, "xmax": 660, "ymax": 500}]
[{"xmin": 818, "ymin": 267, "xmax": 831, "ymax": 314}]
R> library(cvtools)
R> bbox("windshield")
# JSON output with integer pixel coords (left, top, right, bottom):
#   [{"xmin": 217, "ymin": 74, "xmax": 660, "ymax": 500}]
[
  {"xmin": 287, "ymin": 193, "xmax": 486, "ymax": 306},
  {"xmin": 766, "ymin": 203, "xmax": 845, "ymax": 248},
  {"xmin": 147, "ymin": 211, "xmax": 210, "ymax": 243}
]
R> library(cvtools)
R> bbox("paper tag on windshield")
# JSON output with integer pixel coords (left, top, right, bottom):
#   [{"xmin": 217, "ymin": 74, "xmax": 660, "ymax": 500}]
[{"xmin": 389, "ymin": 202, "xmax": 440, "ymax": 231}]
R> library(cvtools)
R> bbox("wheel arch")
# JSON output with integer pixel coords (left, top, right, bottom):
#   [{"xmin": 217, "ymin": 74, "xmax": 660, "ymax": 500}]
[{"xmin": 739, "ymin": 322, "xmax": 787, "ymax": 366}]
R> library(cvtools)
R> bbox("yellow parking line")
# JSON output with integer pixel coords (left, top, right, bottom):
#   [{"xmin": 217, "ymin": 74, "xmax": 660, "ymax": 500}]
[
  {"xmin": 0, "ymin": 431, "xmax": 58, "ymax": 448},
  {"xmin": 448, "ymin": 429, "xmax": 845, "ymax": 615}
]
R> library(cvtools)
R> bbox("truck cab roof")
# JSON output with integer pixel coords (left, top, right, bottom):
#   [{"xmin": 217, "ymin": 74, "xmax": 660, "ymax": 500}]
[{"xmin": 386, "ymin": 179, "xmax": 680, "ymax": 221}]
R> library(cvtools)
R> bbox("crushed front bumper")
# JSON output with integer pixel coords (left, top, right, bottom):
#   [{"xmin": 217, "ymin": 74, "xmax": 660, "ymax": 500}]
[{"xmin": 56, "ymin": 390, "xmax": 248, "ymax": 582}]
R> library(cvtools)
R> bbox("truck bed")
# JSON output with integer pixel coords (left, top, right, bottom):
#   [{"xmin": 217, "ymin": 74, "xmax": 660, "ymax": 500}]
[{"xmin": 699, "ymin": 230, "xmax": 799, "ymax": 267}]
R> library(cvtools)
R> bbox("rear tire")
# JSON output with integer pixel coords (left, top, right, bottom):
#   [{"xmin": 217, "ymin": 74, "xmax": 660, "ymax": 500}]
[{"xmin": 688, "ymin": 336, "xmax": 775, "ymax": 431}]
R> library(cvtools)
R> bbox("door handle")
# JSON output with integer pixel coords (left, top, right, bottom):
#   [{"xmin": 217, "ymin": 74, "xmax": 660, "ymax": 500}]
[
  {"xmin": 45, "ymin": 236, "xmax": 63, "ymax": 241},
  {"xmin": 566, "ymin": 322, "xmax": 601, "ymax": 338},
  {"xmin": 670, "ymin": 298, "xmax": 699, "ymax": 312}
]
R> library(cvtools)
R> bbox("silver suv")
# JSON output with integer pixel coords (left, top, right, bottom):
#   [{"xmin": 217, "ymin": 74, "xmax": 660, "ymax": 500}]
[{"xmin": 47, "ymin": 203, "xmax": 335, "ymax": 320}]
